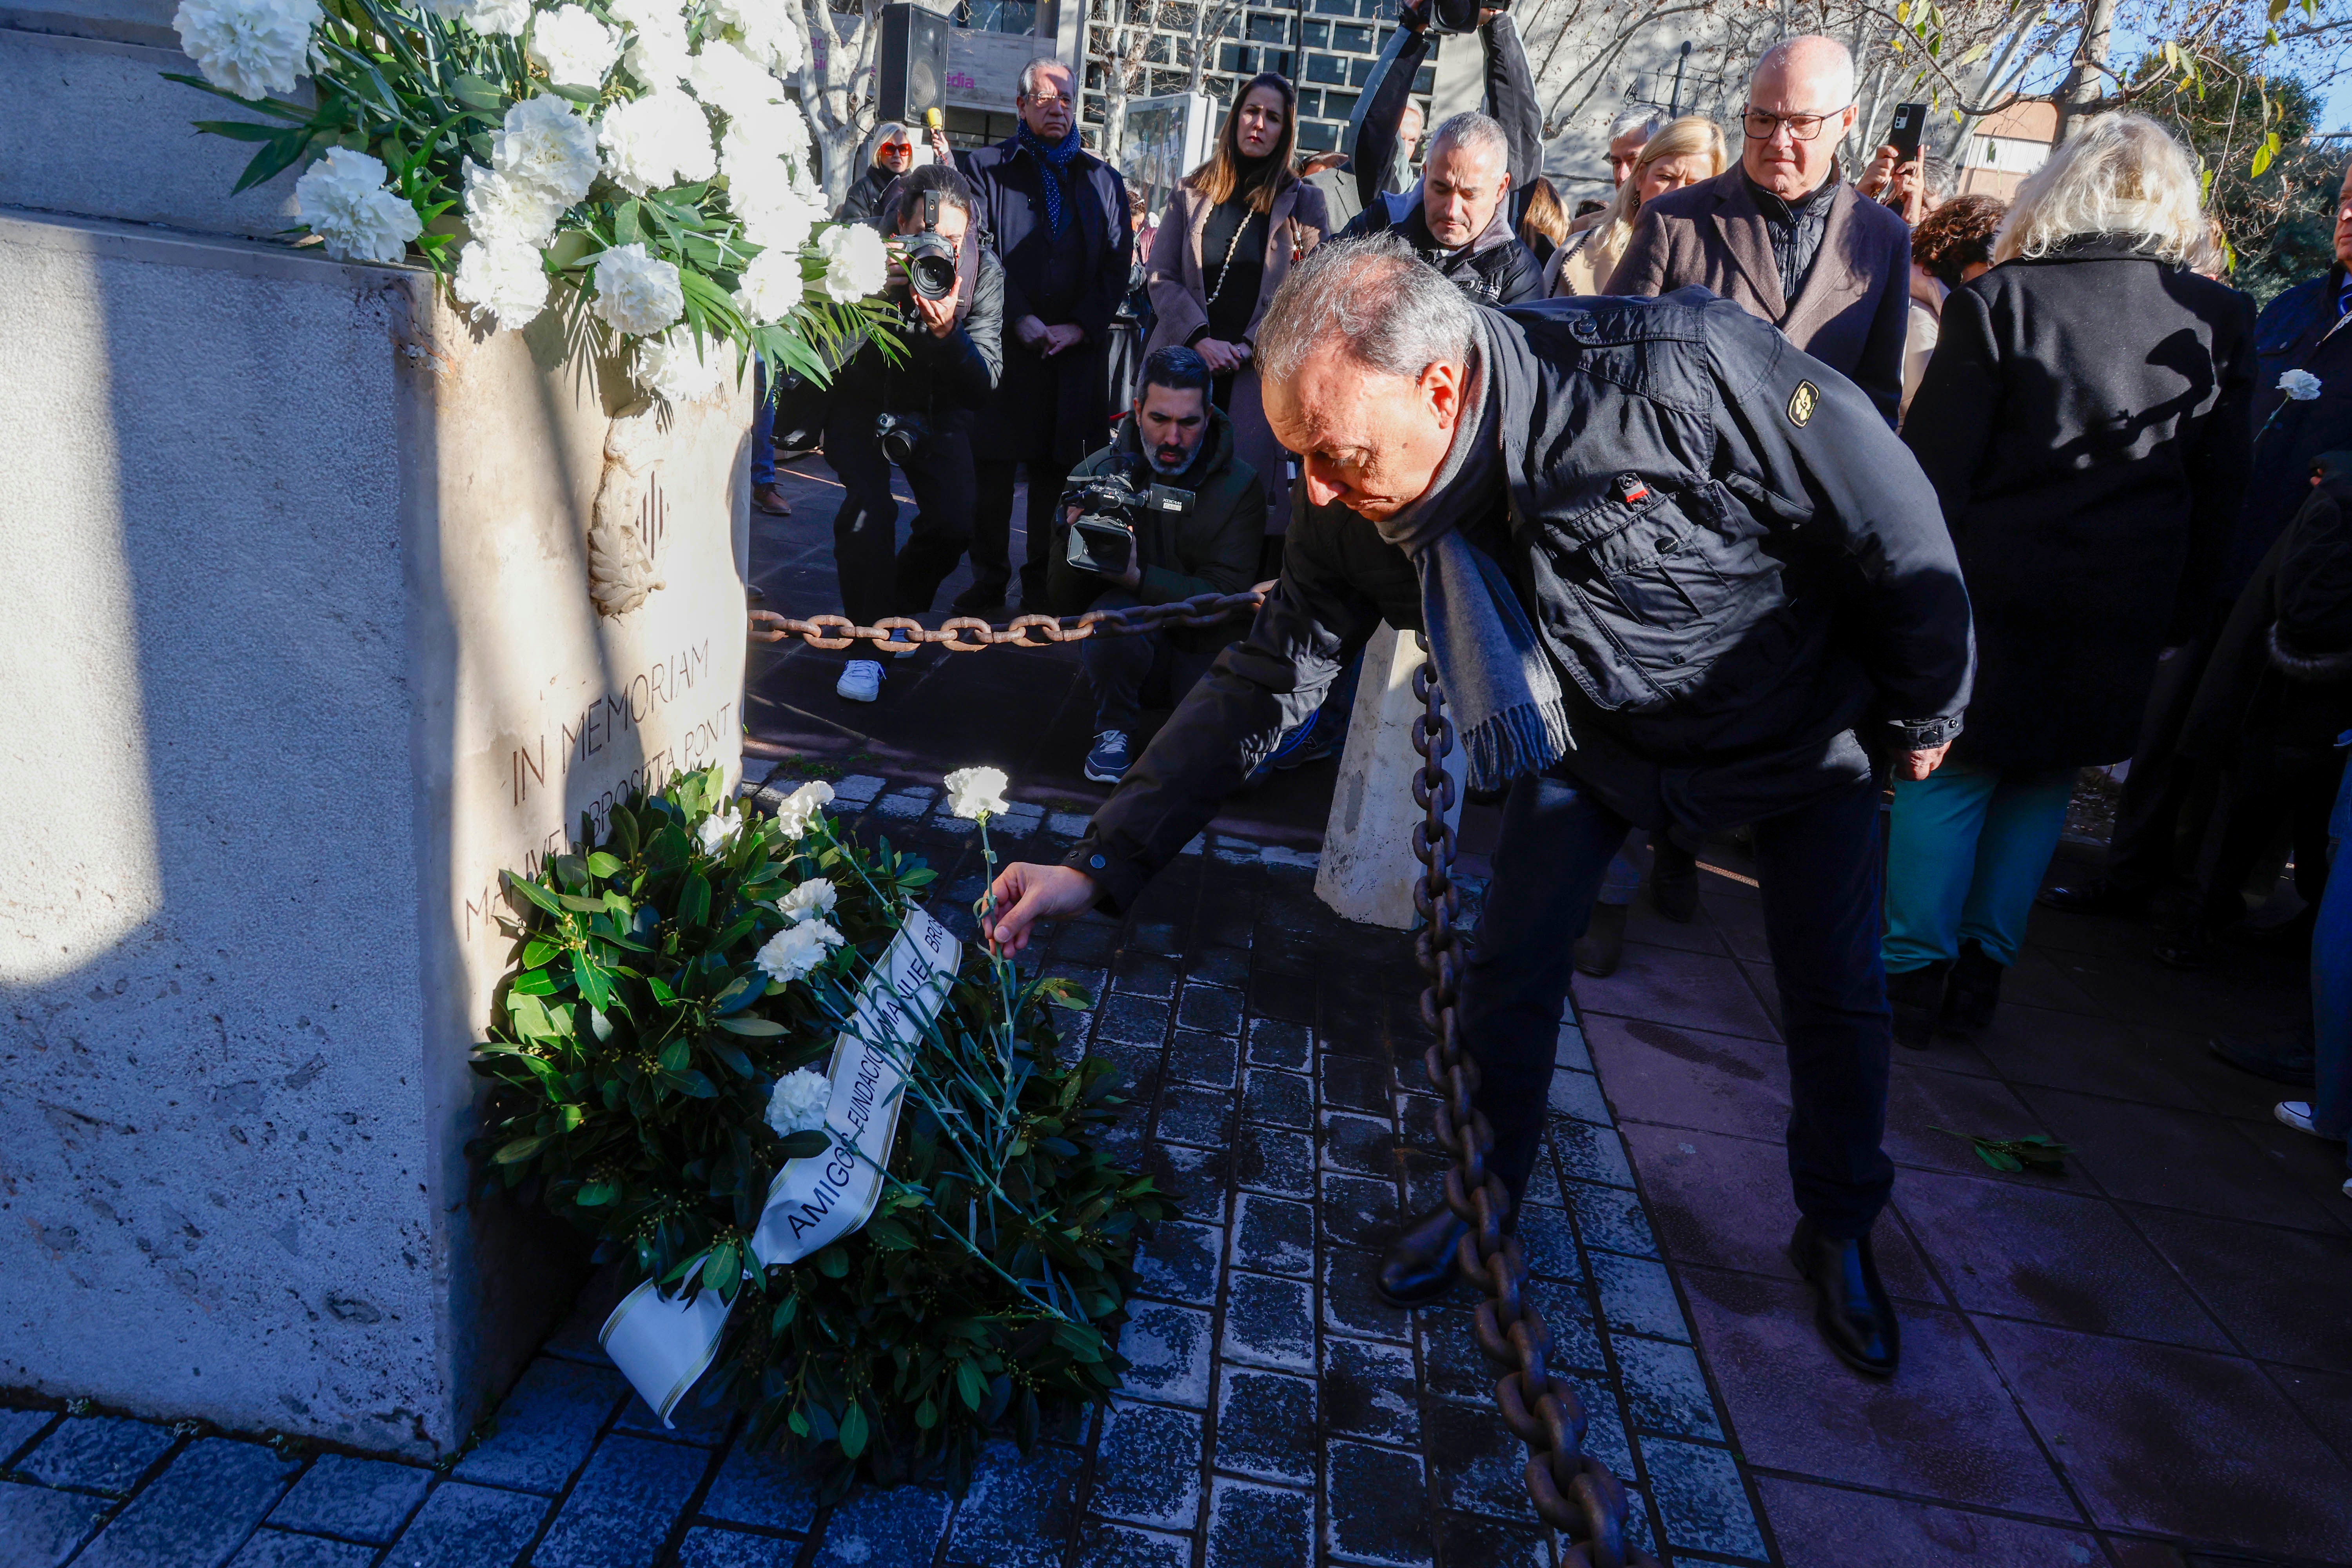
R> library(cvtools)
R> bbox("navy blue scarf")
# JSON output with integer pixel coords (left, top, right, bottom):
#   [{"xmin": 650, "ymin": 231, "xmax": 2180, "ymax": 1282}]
[{"xmin": 1017, "ymin": 123, "xmax": 1084, "ymax": 236}]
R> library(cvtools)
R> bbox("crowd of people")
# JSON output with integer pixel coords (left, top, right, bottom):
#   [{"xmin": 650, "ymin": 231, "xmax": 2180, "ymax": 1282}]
[{"xmin": 753, "ymin": 4, "xmax": 2352, "ymax": 1297}]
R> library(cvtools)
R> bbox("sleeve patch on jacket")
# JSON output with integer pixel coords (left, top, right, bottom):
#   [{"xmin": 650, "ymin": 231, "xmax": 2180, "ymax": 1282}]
[{"xmin": 1787, "ymin": 380, "xmax": 1820, "ymax": 426}]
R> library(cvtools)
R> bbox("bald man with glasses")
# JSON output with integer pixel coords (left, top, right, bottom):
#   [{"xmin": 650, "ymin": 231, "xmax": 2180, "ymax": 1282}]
[{"xmin": 1612, "ymin": 35, "xmax": 1913, "ymax": 423}]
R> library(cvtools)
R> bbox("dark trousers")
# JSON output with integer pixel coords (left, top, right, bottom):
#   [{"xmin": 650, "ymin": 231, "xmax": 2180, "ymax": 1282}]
[
  {"xmin": 2105, "ymin": 632, "xmax": 2218, "ymax": 894},
  {"xmin": 822, "ymin": 405, "xmax": 976, "ymax": 627},
  {"xmin": 1459, "ymin": 769, "xmax": 1894, "ymax": 1240},
  {"xmin": 1079, "ymin": 597, "xmax": 1216, "ymax": 732},
  {"xmin": 973, "ymin": 458, "xmax": 1072, "ymax": 606}
]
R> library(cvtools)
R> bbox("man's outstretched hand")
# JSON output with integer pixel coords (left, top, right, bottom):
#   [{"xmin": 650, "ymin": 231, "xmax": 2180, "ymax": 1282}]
[{"xmin": 983, "ymin": 863, "xmax": 1100, "ymax": 955}]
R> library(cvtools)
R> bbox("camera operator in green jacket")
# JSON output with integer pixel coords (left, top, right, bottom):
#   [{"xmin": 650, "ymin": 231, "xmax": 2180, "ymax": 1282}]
[{"xmin": 1049, "ymin": 345, "xmax": 1267, "ymax": 784}]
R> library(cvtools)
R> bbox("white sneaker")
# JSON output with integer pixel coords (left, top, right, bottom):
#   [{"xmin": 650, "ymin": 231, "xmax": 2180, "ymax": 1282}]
[
  {"xmin": 2275, "ymin": 1101, "xmax": 2330, "ymax": 1137},
  {"xmin": 835, "ymin": 660, "xmax": 882, "ymax": 702}
]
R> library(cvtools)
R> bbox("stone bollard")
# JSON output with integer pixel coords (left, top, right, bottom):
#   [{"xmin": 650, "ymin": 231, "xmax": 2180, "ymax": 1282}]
[{"xmin": 1315, "ymin": 624, "xmax": 1466, "ymax": 929}]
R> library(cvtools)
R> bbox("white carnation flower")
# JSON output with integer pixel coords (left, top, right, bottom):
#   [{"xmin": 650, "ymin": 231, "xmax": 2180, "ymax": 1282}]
[
  {"xmin": 735, "ymin": 246, "xmax": 802, "ymax": 325},
  {"xmin": 454, "ymin": 0, "xmax": 530, "ymax": 35},
  {"xmin": 687, "ymin": 38, "xmax": 780, "ymax": 117},
  {"xmin": 172, "ymin": 0, "xmax": 320, "ymax": 102},
  {"xmin": 493, "ymin": 95, "xmax": 602, "ymax": 211},
  {"xmin": 588, "ymin": 242, "xmax": 685, "ymax": 336},
  {"xmin": 754, "ymin": 919, "xmax": 844, "ymax": 985},
  {"xmin": 943, "ymin": 766, "xmax": 1010, "ymax": 820},
  {"xmin": 764, "ymin": 1066, "xmax": 832, "ymax": 1138},
  {"xmin": 777, "ymin": 877, "xmax": 839, "ymax": 924},
  {"xmin": 720, "ymin": 96, "xmax": 810, "ymax": 167},
  {"xmin": 597, "ymin": 89, "xmax": 718, "ymax": 195},
  {"xmin": 610, "ymin": 0, "xmax": 691, "ymax": 85},
  {"xmin": 462, "ymin": 157, "xmax": 566, "ymax": 247},
  {"xmin": 294, "ymin": 147, "xmax": 422, "ymax": 264},
  {"xmin": 637, "ymin": 327, "xmax": 731, "ymax": 405},
  {"xmin": 2279, "ymin": 368, "xmax": 2323, "ymax": 402},
  {"xmin": 815, "ymin": 222, "xmax": 887, "ymax": 304},
  {"xmin": 452, "ymin": 238, "xmax": 550, "ymax": 329},
  {"xmin": 773, "ymin": 780, "xmax": 834, "ymax": 839},
  {"xmin": 528, "ymin": 4, "xmax": 621, "ymax": 89},
  {"xmin": 694, "ymin": 808, "xmax": 739, "ymax": 856},
  {"xmin": 708, "ymin": 0, "xmax": 802, "ymax": 75}
]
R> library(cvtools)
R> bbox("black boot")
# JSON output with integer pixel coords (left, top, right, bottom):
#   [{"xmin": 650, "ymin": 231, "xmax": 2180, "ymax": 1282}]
[
  {"xmin": 2035, "ymin": 877, "xmax": 2150, "ymax": 917},
  {"xmin": 1651, "ymin": 839, "xmax": 1700, "ymax": 923},
  {"xmin": 1943, "ymin": 942, "xmax": 2005, "ymax": 1034},
  {"xmin": 1886, "ymin": 960, "xmax": 1953, "ymax": 1050},
  {"xmin": 1574, "ymin": 902, "xmax": 1629, "ymax": 978},
  {"xmin": 1790, "ymin": 1218, "xmax": 1900, "ymax": 1377},
  {"xmin": 1375, "ymin": 1204, "xmax": 1471, "ymax": 1308}
]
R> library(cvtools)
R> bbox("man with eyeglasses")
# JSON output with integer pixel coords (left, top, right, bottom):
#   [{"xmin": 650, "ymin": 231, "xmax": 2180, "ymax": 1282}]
[{"xmin": 1612, "ymin": 35, "xmax": 1912, "ymax": 423}]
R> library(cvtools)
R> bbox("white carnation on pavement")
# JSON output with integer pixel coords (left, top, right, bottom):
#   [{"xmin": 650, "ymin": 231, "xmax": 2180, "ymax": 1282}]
[
  {"xmin": 294, "ymin": 147, "xmax": 422, "ymax": 263},
  {"xmin": 943, "ymin": 766, "xmax": 1011, "ymax": 820},
  {"xmin": 452, "ymin": 238, "xmax": 550, "ymax": 329},
  {"xmin": 773, "ymin": 780, "xmax": 834, "ymax": 839},
  {"xmin": 815, "ymin": 223, "xmax": 887, "ymax": 303},
  {"xmin": 755, "ymin": 919, "xmax": 844, "ymax": 985},
  {"xmin": 455, "ymin": 0, "xmax": 530, "ymax": 34},
  {"xmin": 598, "ymin": 90, "xmax": 718, "ymax": 194},
  {"xmin": 589, "ymin": 242, "xmax": 685, "ymax": 336},
  {"xmin": 638, "ymin": 327, "xmax": 731, "ymax": 405},
  {"xmin": 528, "ymin": 4, "xmax": 621, "ymax": 88},
  {"xmin": 172, "ymin": 0, "xmax": 321, "ymax": 102},
  {"xmin": 735, "ymin": 245, "xmax": 802, "ymax": 324},
  {"xmin": 2280, "ymin": 368, "xmax": 2324, "ymax": 402},
  {"xmin": 462, "ymin": 158, "xmax": 566, "ymax": 247},
  {"xmin": 493, "ymin": 95, "xmax": 601, "ymax": 210},
  {"xmin": 777, "ymin": 877, "xmax": 839, "ymax": 924},
  {"xmin": 764, "ymin": 1067, "xmax": 832, "ymax": 1137}
]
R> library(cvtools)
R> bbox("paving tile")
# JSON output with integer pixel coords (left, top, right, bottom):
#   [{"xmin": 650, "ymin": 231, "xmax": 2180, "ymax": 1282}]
[
  {"xmin": 225, "ymin": 1528, "xmax": 377, "ymax": 1568},
  {"xmin": 1640, "ymin": 1438, "xmax": 1766, "ymax": 1561},
  {"xmin": 2268, "ymin": 1361, "xmax": 2352, "ymax": 1460},
  {"xmin": 1974, "ymin": 1317, "xmax": 2352, "ymax": 1557},
  {"xmin": 1245, "ymin": 1019, "xmax": 1312, "ymax": 1072},
  {"xmin": 1096, "ymin": 995, "xmax": 1172, "ymax": 1049},
  {"xmin": 1072, "ymin": 1521, "xmax": 1191, "ymax": 1567},
  {"xmin": 378, "ymin": 1482, "xmax": 547, "ymax": 1568},
  {"xmin": 1112, "ymin": 953, "xmax": 1181, "ymax": 1000},
  {"xmin": 1132, "ymin": 1219, "xmax": 1222, "ymax": 1307},
  {"xmin": 1167, "ymin": 1029, "xmax": 1240, "ymax": 1088},
  {"xmin": 1416, "ymin": 1306, "xmax": 1496, "ymax": 1406},
  {"xmin": 1554, "ymin": 1020, "xmax": 1595, "ymax": 1073},
  {"xmin": 1525, "ymin": 1281, "xmax": 1611, "ymax": 1374},
  {"xmin": 1155, "ymin": 1083, "xmax": 1236, "ymax": 1149},
  {"xmin": 1320, "ymin": 1338, "xmax": 1421, "ymax": 1446},
  {"xmin": 2014, "ymin": 1085, "xmax": 2348, "ymax": 1232},
  {"xmin": 15, "ymin": 1416, "xmax": 175, "ymax": 1495},
  {"xmin": 1144, "ymin": 1142, "xmax": 1232, "ymax": 1225},
  {"xmin": 944, "ymin": 1441, "xmax": 1080, "ymax": 1568},
  {"xmin": 76, "ymin": 1439, "xmax": 298, "ymax": 1568},
  {"xmin": 1116, "ymin": 1302, "xmax": 1214, "ymax": 1409},
  {"xmin": 1513, "ymin": 1203, "xmax": 1582, "ymax": 1283},
  {"xmin": 1176, "ymin": 984, "xmax": 1244, "ymax": 1036},
  {"xmin": 698, "ymin": 1441, "xmax": 818, "ymax": 1533},
  {"xmin": 1319, "ymin": 1110, "xmax": 1397, "ymax": 1178},
  {"xmin": 1320, "ymin": 1248, "xmax": 1415, "ymax": 1344},
  {"xmin": 1584, "ymin": 1014, "xmax": 1790, "ymax": 1142},
  {"xmin": 614, "ymin": 1390, "xmax": 736, "ymax": 1445},
  {"xmin": 1229, "ymin": 1193, "xmax": 1315, "ymax": 1278},
  {"xmin": 1211, "ymin": 1369, "xmax": 1317, "ymax": 1486},
  {"xmin": 1318, "ymin": 1171, "xmax": 1398, "ymax": 1249},
  {"xmin": 1895, "ymin": 1172, "xmax": 2232, "ymax": 1349},
  {"xmin": 0, "ymin": 1411, "xmax": 57, "ymax": 1471},
  {"xmin": 1319, "ymin": 1055, "xmax": 1391, "ymax": 1115},
  {"xmin": 1203, "ymin": 1478, "xmax": 1312, "ymax": 1568},
  {"xmin": 1571, "ymin": 1377, "xmax": 1635, "ymax": 1477},
  {"xmin": 2129, "ymin": 1206, "xmax": 2352, "ymax": 1372},
  {"xmin": 1613, "ymin": 1335, "xmax": 1722, "ymax": 1439},
  {"xmin": 1323, "ymin": 1441, "xmax": 1431, "ymax": 1567},
  {"xmin": 1676, "ymin": 1265, "xmax": 2076, "ymax": 1515},
  {"xmin": 1548, "ymin": 1115, "xmax": 1637, "ymax": 1189},
  {"xmin": 1187, "ymin": 945, "xmax": 1251, "ymax": 987},
  {"xmin": 267, "ymin": 1454, "xmax": 431, "ymax": 1543},
  {"xmin": 0, "ymin": 1478, "xmax": 109, "ymax": 1568},
  {"xmin": 1221, "ymin": 1273, "xmax": 1315, "ymax": 1372},
  {"xmin": 452, "ymin": 1357, "xmax": 630, "ymax": 1494},
  {"xmin": 1570, "ymin": 1178, "xmax": 1659, "ymax": 1258},
  {"xmin": 1090, "ymin": 1403, "xmax": 1204, "ymax": 1530},
  {"xmin": 1434, "ymin": 1512, "xmax": 1549, "ymax": 1568},
  {"xmin": 1240, "ymin": 1068, "xmax": 1313, "ymax": 1130},
  {"xmin": 1967, "ymin": 1005, "xmax": 2212, "ymax": 1112},
  {"xmin": 809, "ymin": 1484, "xmax": 951, "ymax": 1568},
  {"xmin": 1882, "ymin": 1065, "xmax": 2102, "ymax": 1191},
  {"xmin": 1423, "ymin": 1400, "xmax": 1534, "ymax": 1522},
  {"xmin": 531, "ymin": 1433, "xmax": 708, "ymax": 1568},
  {"xmin": 1755, "ymin": 1476, "xmax": 2104, "ymax": 1567},
  {"xmin": 673, "ymin": 1525, "xmax": 800, "ymax": 1568},
  {"xmin": 1575, "ymin": 943, "xmax": 1781, "ymax": 1041},
  {"xmin": 1548, "ymin": 1067, "xmax": 1614, "ymax": 1125}
]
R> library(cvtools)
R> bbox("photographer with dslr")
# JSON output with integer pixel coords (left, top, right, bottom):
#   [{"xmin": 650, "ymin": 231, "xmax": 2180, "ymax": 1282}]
[
  {"xmin": 821, "ymin": 164, "xmax": 1005, "ymax": 705},
  {"xmin": 1048, "ymin": 347, "xmax": 1264, "ymax": 784}
]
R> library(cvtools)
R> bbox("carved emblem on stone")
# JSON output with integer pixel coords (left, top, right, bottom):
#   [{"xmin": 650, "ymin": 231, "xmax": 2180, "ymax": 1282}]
[{"xmin": 589, "ymin": 409, "xmax": 669, "ymax": 617}]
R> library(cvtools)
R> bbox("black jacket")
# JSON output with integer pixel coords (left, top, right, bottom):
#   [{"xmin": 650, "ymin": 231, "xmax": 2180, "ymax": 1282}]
[
  {"xmin": 826, "ymin": 246, "xmax": 1006, "ymax": 420},
  {"xmin": 1339, "ymin": 192, "xmax": 1546, "ymax": 308},
  {"xmin": 1347, "ymin": 13, "xmax": 1542, "ymax": 214},
  {"xmin": 1904, "ymin": 236, "xmax": 2254, "ymax": 769},
  {"xmin": 836, "ymin": 163, "xmax": 895, "ymax": 225},
  {"xmin": 1064, "ymin": 292, "xmax": 1974, "ymax": 910},
  {"xmin": 2224, "ymin": 265, "xmax": 2352, "ymax": 595}
]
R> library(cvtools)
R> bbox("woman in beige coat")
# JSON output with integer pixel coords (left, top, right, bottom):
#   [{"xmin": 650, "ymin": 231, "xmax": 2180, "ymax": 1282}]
[
  {"xmin": 1547, "ymin": 116, "xmax": 1726, "ymax": 297},
  {"xmin": 1146, "ymin": 72, "xmax": 1330, "ymax": 544}
]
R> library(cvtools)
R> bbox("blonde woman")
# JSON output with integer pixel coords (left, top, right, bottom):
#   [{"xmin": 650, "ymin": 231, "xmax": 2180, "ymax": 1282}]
[
  {"xmin": 1146, "ymin": 71, "xmax": 1330, "ymax": 534},
  {"xmin": 1886, "ymin": 114, "xmax": 2254, "ymax": 1045},
  {"xmin": 1548, "ymin": 116, "xmax": 1726, "ymax": 297}
]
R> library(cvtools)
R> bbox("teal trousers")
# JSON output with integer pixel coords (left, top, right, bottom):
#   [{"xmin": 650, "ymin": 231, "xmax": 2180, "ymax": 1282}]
[{"xmin": 1884, "ymin": 763, "xmax": 2077, "ymax": 973}]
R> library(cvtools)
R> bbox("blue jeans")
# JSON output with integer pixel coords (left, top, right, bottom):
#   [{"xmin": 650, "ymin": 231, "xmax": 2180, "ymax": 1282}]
[
  {"xmin": 1884, "ymin": 763, "xmax": 2076, "ymax": 973},
  {"xmin": 750, "ymin": 359, "xmax": 776, "ymax": 486},
  {"xmin": 2313, "ymin": 750, "xmax": 2352, "ymax": 1166},
  {"xmin": 1459, "ymin": 768, "xmax": 1895, "ymax": 1239}
]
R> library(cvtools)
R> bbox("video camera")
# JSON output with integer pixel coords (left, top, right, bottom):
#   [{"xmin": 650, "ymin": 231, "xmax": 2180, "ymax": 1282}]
[{"xmin": 1061, "ymin": 463, "xmax": 1194, "ymax": 578}]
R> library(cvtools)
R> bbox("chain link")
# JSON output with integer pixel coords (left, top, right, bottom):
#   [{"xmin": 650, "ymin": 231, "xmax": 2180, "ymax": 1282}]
[
  {"xmin": 746, "ymin": 584, "xmax": 1274, "ymax": 653},
  {"xmin": 1411, "ymin": 636, "xmax": 1654, "ymax": 1566}
]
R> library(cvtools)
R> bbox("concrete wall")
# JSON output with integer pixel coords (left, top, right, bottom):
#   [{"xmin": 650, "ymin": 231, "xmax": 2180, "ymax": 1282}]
[{"xmin": 0, "ymin": 205, "xmax": 749, "ymax": 1453}]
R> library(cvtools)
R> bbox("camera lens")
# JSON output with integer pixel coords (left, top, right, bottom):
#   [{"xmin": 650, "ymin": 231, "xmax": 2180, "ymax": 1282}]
[{"xmin": 907, "ymin": 252, "xmax": 958, "ymax": 300}]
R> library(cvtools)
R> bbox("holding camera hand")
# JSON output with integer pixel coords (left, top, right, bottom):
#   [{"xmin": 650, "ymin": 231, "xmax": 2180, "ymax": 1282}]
[{"xmin": 888, "ymin": 240, "xmax": 961, "ymax": 339}]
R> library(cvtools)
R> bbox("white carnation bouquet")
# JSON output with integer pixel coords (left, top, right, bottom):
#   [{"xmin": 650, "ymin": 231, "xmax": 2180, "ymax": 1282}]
[{"xmin": 167, "ymin": 0, "xmax": 896, "ymax": 405}]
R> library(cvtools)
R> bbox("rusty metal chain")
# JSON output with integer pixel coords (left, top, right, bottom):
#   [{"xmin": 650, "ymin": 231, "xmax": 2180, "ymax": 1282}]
[
  {"xmin": 746, "ymin": 584, "xmax": 1273, "ymax": 653},
  {"xmin": 1411, "ymin": 636, "xmax": 1655, "ymax": 1567}
]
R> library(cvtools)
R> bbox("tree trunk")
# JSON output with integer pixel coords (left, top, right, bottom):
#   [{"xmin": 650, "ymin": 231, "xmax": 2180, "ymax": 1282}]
[{"xmin": 2056, "ymin": 0, "xmax": 2117, "ymax": 141}]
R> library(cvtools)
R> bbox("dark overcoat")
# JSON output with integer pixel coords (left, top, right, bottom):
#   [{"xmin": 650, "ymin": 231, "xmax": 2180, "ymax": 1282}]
[
  {"xmin": 1903, "ymin": 235, "xmax": 2255, "ymax": 770},
  {"xmin": 2222, "ymin": 265, "xmax": 2352, "ymax": 595},
  {"xmin": 958, "ymin": 136, "xmax": 1133, "ymax": 465}
]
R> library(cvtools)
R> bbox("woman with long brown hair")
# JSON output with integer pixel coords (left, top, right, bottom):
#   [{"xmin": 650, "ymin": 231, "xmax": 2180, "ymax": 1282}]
[{"xmin": 1145, "ymin": 71, "xmax": 1331, "ymax": 535}]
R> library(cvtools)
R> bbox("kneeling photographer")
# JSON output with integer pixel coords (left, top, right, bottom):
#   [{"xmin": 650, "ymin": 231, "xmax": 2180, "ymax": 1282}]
[
  {"xmin": 1048, "ymin": 346, "xmax": 1265, "ymax": 783},
  {"xmin": 822, "ymin": 164, "xmax": 1004, "ymax": 704}
]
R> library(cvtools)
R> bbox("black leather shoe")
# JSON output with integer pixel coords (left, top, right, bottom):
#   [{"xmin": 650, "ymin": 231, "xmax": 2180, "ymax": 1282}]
[
  {"xmin": 1942, "ymin": 941, "xmax": 2004, "ymax": 1034},
  {"xmin": 1790, "ymin": 1218, "xmax": 1900, "ymax": 1377},
  {"xmin": 1574, "ymin": 902, "xmax": 1629, "ymax": 978},
  {"xmin": 1886, "ymin": 960, "xmax": 1952, "ymax": 1050},
  {"xmin": 2036, "ymin": 877, "xmax": 2150, "ymax": 917},
  {"xmin": 1651, "ymin": 840, "xmax": 1700, "ymax": 923},
  {"xmin": 1375, "ymin": 1204, "xmax": 1470, "ymax": 1308},
  {"xmin": 951, "ymin": 583, "xmax": 1007, "ymax": 613}
]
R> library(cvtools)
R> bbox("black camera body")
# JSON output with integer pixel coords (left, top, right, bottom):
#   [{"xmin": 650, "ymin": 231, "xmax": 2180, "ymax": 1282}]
[
  {"xmin": 874, "ymin": 410, "xmax": 928, "ymax": 466},
  {"xmin": 896, "ymin": 187, "xmax": 959, "ymax": 303},
  {"xmin": 1062, "ymin": 464, "xmax": 1194, "ymax": 578},
  {"xmin": 1421, "ymin": 0, "xmax": 1498, "ymax": 33}
]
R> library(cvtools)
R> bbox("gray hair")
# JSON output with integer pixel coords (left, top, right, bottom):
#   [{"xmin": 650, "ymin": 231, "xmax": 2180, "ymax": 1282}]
[
  {"xmin": 1429, "ymin": 109, "xmax": 1509, "ymax": 168},
  {"xmin": 1752, "ymin": 34, "xmax": 1857, "ymax": 110},
  {"xmin": 1018, "ymin": 56, "xmax": 1071, "ymax": 97},
  {"xmin": 1994, "ymin": 112, "xmax": 2206, "ymax": 267},
  {"xmin": 1607, "ymin": 107, "xmax": 1666, "ymax": 145},
  {"xmin": 1255, "ymin": 233, "xmax": 1476, "ymax": 387},
  {"xmin": 1921, "ymin": 149, "xmax": 1956, "ymax": 201}
]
